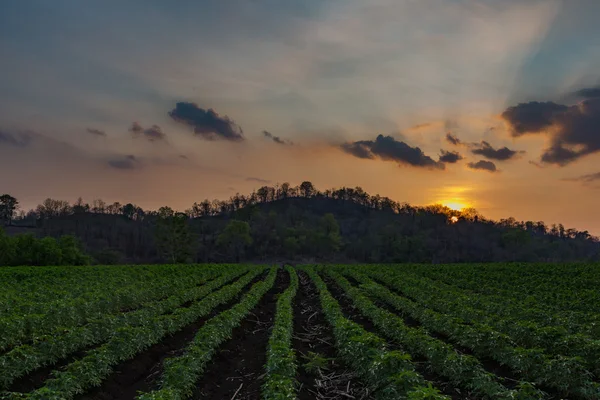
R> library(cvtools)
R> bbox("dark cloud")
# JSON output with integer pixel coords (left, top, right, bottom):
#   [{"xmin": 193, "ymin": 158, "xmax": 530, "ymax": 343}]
[
  {"xmin": 86, "ymin": 128, "xmax": 106, "ymax": 137},
  {"xmin": 262, "ymin": 130, "xmax": 293, "ymax": 145},
  {"xmin": 340, "ymin": 141, "xmax": 375, "ymax": 159},
  {"xmin": 502, "ymin": 94, "xmax": 600, "ymax": 165},
  {"xmin": 471, "ymin": 141, "xmax": 523, "ymax": 161},
  {"xmin": 574, "ymin": 86, "xmax": 600, "ymax": 100},
  {"xmin": 341, "ymin": 134, "xmax": 445, "ymax": 170},
  {"xmin": 246, "ymin": 177, "xmax": 271, "ymax": 184},
  {"xmin": 129, "ymin": 122, "xmax": 143, "ymax": 134},
  {"xmin": 501, "ymin": 101, "xmax": 568, "ymax": 136},
  {"xmin": 142, "ymin": 125, "xmax": 166, "ymax": 142},
  {"xmin": 467, "ymin": 160, "xmax": 497, "ymax": 172},
  {"xmin": 168, "ymin": 102, "xmax": 244, "ymax": 142},
  {"xmin": 438, "ymin": 150, "xmax": 463, "ymax": 163},
  {"xmin": 130, "ymin": 122, "xmax": 167, "ymax": 142},
  {"xmin": 0, "ymin": 130, "xmax": 32, "ymax": 148},
  {"xmin": 108, "ymin": 154, "xmax": 139, "ymax": 170},
  {"xmin": 445, "ymin": 133, "xmax": 462, "ymax": 146}
]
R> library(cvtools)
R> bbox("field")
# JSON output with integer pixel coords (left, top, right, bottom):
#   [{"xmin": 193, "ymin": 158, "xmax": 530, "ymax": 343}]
[{"xmin": 0, "ymin": 264, "xmax": 599, "ymax": 400}]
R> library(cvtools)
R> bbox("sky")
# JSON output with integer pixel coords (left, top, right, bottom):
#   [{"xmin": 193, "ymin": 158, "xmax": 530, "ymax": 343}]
[{"xmin": 1, "ymin": 0, "xmax": 600, "ymax": 234}]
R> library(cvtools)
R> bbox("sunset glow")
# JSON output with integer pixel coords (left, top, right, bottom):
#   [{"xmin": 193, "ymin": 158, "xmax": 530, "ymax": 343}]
[
  {"xmin": 1, "ymin": 1, "xmax": 599, "ymax": 234},
  {"xmin": 442, "ymin": 201, "xmax": 469, "ymax": 211}
]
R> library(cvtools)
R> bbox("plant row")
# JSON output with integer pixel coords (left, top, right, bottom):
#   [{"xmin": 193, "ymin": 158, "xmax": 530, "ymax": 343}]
[
  {"xmin": 0, "ymin": 267, "xmax": 267, "ymax": 400},
  {"xmin": 303, "ymin": 267, "xmax": 450, "ymax": 400},
  {"xmin": 0, "ymin": 267, "xmax": 248, "ymax": 390},
  {"xmin": 349, "ymin": 268, "xmax": 600, "ymax": 399},
  {"xmin": 414, "ymin": 268, "xmax": 598, "ymax": 335},
  {"xmin": 322, "ymin": 268, "xmax": 543, "ymax": 400},
  {"xmin": 0, "ymin": 265, "xmax": 226, "ymax": 352},
  {"xmin": 262, "ymin": 266, "xmax": 299, "ymax": 400},
  {"xmin": 362, "ymin": 266, "xmax": 600, "ymax": 378},
  {"xmin": 135, "ymin": 267, "xmax": 279, "ymax": 400}
]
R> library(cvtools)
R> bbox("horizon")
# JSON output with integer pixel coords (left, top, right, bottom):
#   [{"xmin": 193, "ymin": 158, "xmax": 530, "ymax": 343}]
[{"xmin": 2, "ymin": 1, "xmax": 600, "ymax": 234}]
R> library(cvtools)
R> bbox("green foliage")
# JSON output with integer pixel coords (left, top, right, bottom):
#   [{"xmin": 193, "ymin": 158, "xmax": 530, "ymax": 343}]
[
  {"xmin": 0, "ymin": 230, "xmax": 90, "ymax": 267},
  {"xmin": 0, "ymin": 266, "xmax": 244, "ymax": 390},
  {"xmin": 302, "ymin": 351, "xmax": 331, "ymax": 374},
  {"xmin": 16, "ymin": 266, "xmax": 265, "ymax": 399},
  {"xmin": 0, "ymin": 194, "xmax": 18, "ymax": 225},
  {"xmin": 303, "ymin": 267, "xmax": 450, "ymax": 399},
  {"xmin": 0, "ymin": 228, "xmax": 15, "ymax": 265},
  {"xmin": 155, "ymin": 208, "xmax": 194, "ymax": 263},
  {"xmin": 137, "ymin": 267, "xmax": 277, "ymax": 399},
  {"xmin": 2, "ymin": 263, "xmax": 600, "ymax": 400},
  {"xmin": 262, "ymin": 267, "xmax": 299, "ymax": 400},
  {"xmin": 217, "ymin": 219, "xmax": 253, "ymax": 262}
]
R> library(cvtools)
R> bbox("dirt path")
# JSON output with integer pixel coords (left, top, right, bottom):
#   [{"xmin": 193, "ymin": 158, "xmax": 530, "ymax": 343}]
[
  {"xmin": 191, "ymin": 268, "xmax": 289, "ymax": 400},
  {"xmin": 293, "ymin": 270, "xmax": 371, "ymax": 400}
]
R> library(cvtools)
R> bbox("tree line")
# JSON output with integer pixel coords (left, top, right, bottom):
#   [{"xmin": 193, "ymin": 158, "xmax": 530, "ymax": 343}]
[{"xmin": 1, "ymin": 181, "xmax": 598, "ymax": 265}]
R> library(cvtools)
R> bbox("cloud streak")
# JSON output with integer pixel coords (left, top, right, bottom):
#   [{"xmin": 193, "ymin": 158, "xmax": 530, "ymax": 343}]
[
  {"xmin": 108, "ymin": 154, "xmax": 139, "ymax": 170},
  {"xmin": 445, "ymin": 133, "xmax": 462, "ymax": 146},
  {"xmin": 262, "ymin": 130, "xmax": 293, "ymax": 145},
  {"xmin": 86, "ymin": 128, "xmax": 107, "ymax": 137},
  {"xmin": 0, "ymin": 130, "xmax": 32, "ymax": 148},
  {"xmin": 169, "ymin": 102, "xmax": 244, "ymax": 142}
]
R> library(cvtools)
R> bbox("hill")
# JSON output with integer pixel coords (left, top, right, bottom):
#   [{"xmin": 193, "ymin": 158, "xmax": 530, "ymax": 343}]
[{"xmin": 3, "ymin": 181, "xmax": 598, "ymax": 264}]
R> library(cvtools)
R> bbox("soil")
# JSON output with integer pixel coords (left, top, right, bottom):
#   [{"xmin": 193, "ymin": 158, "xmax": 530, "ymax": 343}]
[
  {"xmin": 192, "ymin": 268, "xmax": 289, "ymax": 400},
  {"xmin": 320, "ymin": 272, "xmax": 465, "ymax": 400},
  {"xmin": 293, "ymin": 270, "xmax": 371, "ymax": 400},
  {"xmin": 73, "ymin": 271, "xmax": 267, "ymax": 400},
  {"xmin": 7, "ymin": 275, "xmax": 224, "ymax": 393}
]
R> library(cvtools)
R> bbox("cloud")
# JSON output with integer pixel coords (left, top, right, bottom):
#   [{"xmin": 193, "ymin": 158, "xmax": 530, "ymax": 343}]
[
  {"xmin": 439, "ymin": 150, "xmax": 463, "ymax": 163},
  {"xmin": 340, "ymin": 141, "xmax": 375, "ymax": 160},
  {"xmin": 467, "ymin": 160, "xmax": 497, "ymax": 172},
  {"xmin": 445, "ymin": 133, "xmax": 462, "ymax": 146},
  {"xmin": 168, "ymin": 102, "xmax": 244, "ymax": 142},
  {"xmin": 567, "ymin": 172, "xmax": 600, "ymax": 184},
  {"xmin": 129, "ymin": 122, "xmax": 143, "ymax": 134},
  {"xmin": 86, "ymin": 127, "xmax": 106, "ymax": 137},
  {"xmin": 470, "ymin": 141, "xmax": 523, "ymax": 161},
  {"xmin": 262, "ymin": 130, "xmax": 293, "ymax": 145},
  {"xmin": 246, "ymin": 177, "xmax": 271, "ymax": 184},
  {"xmin": 0, "ymin": 129, "xmax": 32, "ymax": 148},
  {"xmin": 129, "ymin": 122, "xmax": 167, "ymax": 142},
  {"xmin": 502, "ymin": 94, "xmax": 600, "ymax": 165},
  {"xmin": 108, "ymin": 154, "xmax": 139, "ymax": 170},
  {"xmin": 528, "ymin": 160, "xmax": 545, "ymax": 168},
  {"xmin": 502, "ymin": 101, "xmax": 568, "ymax": 136},
  {"xmin": 408, "ymin": 122, "xmax": 433, "ymax": 131},
  {"xmin": 341, "ymin": 134, "xmax": 445, "ymax": 170},
  {"xmin": 574, "ymin": 86, "xmax": 600, "ymax": 100}
]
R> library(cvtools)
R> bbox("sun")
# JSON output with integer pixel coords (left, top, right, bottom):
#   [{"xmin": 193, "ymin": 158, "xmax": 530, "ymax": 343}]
[{"xmin": 442, "ymin": 201, "xmax": 468, "ymax": 211}]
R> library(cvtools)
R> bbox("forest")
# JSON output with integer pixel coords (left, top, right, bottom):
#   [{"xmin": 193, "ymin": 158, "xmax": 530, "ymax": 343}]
[{"xmin": 0, "ymin": 182, "xmax": 598, "ymax": 265}]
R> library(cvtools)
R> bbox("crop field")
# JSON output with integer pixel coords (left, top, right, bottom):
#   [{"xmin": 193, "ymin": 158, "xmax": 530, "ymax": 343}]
[{"xmin": 0, "ymin": 263, "xmax": 599, "ymax": 400}]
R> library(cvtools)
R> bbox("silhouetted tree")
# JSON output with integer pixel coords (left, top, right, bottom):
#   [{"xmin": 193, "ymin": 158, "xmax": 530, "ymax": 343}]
[
  {"xmin": 0, "ymin": 194, "xmax": 18, "ymax": 226},
  {"xmin": 217, "ymin": 220, "xmax": 253, "ymax": 262},
  {"xmin": 154, "ymin": 207, "xmax": 194, "ymax": 263}
]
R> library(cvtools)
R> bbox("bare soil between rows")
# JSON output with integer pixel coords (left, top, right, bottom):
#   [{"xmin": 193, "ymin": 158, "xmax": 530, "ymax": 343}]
[{"xmin": 74, "ymin": 271, "xmax": 267, "ymax": 400}]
